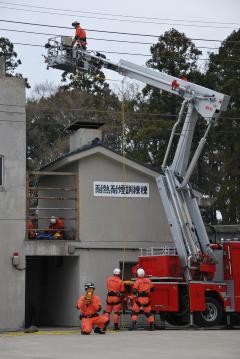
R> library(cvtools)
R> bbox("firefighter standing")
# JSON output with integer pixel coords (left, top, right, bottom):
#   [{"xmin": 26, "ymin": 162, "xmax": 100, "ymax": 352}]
[
  {"xmin": 76, "ymin": 282, "xmax": 108, "ymax": 335},
  {"xmin": 129, "ymin": 268, "xmax": 155, "ymax": 331},
  {"xmin": 72, "ymin": 21, "xmax": 87, "ymax": 49},
  {"xmin": 104, "ymin": 268, "xmax": 125, "ymax": 330}
]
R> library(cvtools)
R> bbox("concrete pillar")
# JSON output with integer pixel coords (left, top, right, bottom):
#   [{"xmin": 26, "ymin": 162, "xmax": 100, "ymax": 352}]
[
  {"xmin": 0, "ymin": 57, "xmax": 6, "ymax": 76},
  {"xmin": 0, "ymin": 67, "xmax": 26, "ymax": 330}
]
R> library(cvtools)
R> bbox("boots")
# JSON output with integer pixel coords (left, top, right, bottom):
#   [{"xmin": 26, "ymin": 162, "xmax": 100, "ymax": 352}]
[
  {"xmin": 94, "ymin": 327, "xmax": 105, "ymax": 334},
  {"xmin": 128, "ymin": 321, "xmax": 137, "ymax": 331},
  {"xmin": 103, "ymin": 320, "xmax": 110, "ymax": 332},
  {"xmin": 113, "ymin": 323, "xmax": 120, "ymax": 331},
  {"xmin": 148, "ymin": 322, "xmax": 154, "ymax": 331}
]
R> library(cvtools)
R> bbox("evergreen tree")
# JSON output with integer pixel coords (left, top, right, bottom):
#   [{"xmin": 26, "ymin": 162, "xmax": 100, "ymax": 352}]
[
  {"xmin": 204, "ymin": 30, "xmax": 240, "ymax": 224},
  {"xmin": 0, "ymin": 37, "xmax": 30, "ymax": 87},
  {"xmin": 125, "ymin": 29, "xmax": 202, "ymax": 170}
]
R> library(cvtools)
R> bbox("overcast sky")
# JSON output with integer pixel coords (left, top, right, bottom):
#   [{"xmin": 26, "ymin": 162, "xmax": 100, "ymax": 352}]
[{"xmin": 1, "ymin": 0, "xmax": 239, "ymax": 97}]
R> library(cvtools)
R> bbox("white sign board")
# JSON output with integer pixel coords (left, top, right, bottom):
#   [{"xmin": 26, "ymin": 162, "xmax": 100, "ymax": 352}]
[{"xmin": 93, "ymin": 181, "xmax": 149, "ymax": 198}]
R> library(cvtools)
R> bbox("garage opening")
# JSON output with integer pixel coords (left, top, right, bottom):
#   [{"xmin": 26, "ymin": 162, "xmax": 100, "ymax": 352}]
[{"xmin": 25, "ymin": 256, "xmax": 80, "ymax": 327}]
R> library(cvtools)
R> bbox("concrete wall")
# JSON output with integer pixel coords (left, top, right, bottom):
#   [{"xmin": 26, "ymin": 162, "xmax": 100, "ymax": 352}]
[
  {"xmin": 78, "ymin": 153, "xmax": 173, "ymax": 247},
  {"xmin": 78, "ymin": 249, "xmax": 139, "ymax": 305},
  {"xmin": 70, "ymin": 128, "xmax": 102, "ymax": 152},
  {"xmin": 0, "ymin": 75, "xmax": 26, "ymax": 330}
]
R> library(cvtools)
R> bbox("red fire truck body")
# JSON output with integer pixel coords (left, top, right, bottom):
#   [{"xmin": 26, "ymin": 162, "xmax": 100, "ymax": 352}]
[{"xmin": 136, "ymin": 241, "xmax": 240, "ymax": 326}]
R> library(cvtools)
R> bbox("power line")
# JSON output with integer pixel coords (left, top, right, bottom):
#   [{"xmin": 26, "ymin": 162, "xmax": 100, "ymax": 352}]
[
  {"xmin": 0, "ymin": 27, "xmax": 224, "ymax": 50},
  {"xmin": 11, "ymin": 42, "xmax": 240, "ymax": 62},
  {"xmin": 0, "ymin": 19, "xmax": 239, "ymax": 43},
  {"xmin": 1, "ymin": 1, "xmax": 239, "ymax": 27},
  {"xmin": 0, "ymin": 4, "xmax": 239, "ymax": 30},
  {"xmin": 25, "ymin": 107, "xmax": 240, "ymax": 122}
]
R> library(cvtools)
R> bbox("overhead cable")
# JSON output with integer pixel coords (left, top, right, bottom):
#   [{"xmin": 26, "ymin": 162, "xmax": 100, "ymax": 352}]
[
  {"xmin": 0, "ymin": 1, "xmax": 239, "ymax": 26},
  {"xmin": 10, "ymin": 42, "xmax": 240, "ymax": 62},
  {"xmin": 0, "ymin": 5, "xmax": 239, "ymax": 30},
  {"xmin": 1, "ymin": 19, "xmax": 240, "ymax": 42},
  {"xmin": 0, "ymin": 27, "xmax": 223, "ymax": 49}
]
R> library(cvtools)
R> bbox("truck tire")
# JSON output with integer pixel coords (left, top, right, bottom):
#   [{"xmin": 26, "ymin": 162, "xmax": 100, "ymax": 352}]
[
  {"xmin": 194, "ymin": 296, "xmax": 223, "ymax": 327},
  {"xmin": 165, "ymin": 313, "xmax": 189, "ymax": 326}
]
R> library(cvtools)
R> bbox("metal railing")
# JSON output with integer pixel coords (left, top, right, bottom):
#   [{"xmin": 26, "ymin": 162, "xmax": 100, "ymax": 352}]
[
  {"xmin": 139, "ymin": 246, "xmax": 178, "ymax": 256},
  {"xmin": 26, "ymin": 171, "xmax": 79, "ymax": 241}
]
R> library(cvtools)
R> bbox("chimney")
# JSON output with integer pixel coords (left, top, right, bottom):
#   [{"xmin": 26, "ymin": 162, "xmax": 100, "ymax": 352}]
[
  {"xmin": 66, "ymin": 120, "xmax": 104, "ymax": 152},
  {"xmin": 0, "ymin": 57, "xmax": 6, "ymax": 76}
]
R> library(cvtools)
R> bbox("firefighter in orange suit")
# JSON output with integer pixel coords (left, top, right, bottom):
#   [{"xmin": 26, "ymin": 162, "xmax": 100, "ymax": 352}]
[
  {"xmin": 104, "ymin": 268, "xmax": 125, "ymax": 330},
  {"xmin": 72, "ymin": 21, "xmax": 87, "ymax": 49},
  {"xmin": 48, "ymin": 216, "xmax": 64, "ymax": 238},
  {"xmin": 76, "ymin": 282, "xmax": 108, "ymax": 335},
  {"xmin": 129, "ymin": 268, "xmax": 155, "ymax": 330},
  {"xmin": 28, "ymin": 219, "xmax": 36, "ymax": 239}
]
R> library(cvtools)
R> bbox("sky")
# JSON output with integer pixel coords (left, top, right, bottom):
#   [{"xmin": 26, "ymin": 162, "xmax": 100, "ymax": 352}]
[{"xmin": 0, "ymin": 0, "xmax": 240, "ymax": 98}]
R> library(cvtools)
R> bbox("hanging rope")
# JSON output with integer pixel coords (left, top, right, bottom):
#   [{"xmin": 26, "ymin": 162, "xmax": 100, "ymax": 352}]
[
  {"xmin": 120, "ymin": 78, "xmax": 129, "ymax": 282},
  {"xmin": 119, "ymin": 78, "xmax": 130, "ymax": 329}
]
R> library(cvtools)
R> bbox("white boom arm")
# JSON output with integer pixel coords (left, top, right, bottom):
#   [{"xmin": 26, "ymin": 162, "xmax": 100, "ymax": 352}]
[{"xmin": 45, "ymin": 38, "xmax": 230, "ymax": 280}]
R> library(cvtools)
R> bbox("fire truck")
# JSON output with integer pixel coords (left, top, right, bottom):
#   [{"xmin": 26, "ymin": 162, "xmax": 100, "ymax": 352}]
[{"xmin": 45, "ymin": 37, "xmax": 240, "ymax": 327}]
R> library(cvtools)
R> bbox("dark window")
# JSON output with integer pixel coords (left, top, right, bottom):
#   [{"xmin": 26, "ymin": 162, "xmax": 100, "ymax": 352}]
[
  {"xmin": 119, "ymin": 261, "xmax": 138, "ymax": 280},
  {"xmin": 0, "ymin": 156, "xmax": 3, "ymax": 187}
]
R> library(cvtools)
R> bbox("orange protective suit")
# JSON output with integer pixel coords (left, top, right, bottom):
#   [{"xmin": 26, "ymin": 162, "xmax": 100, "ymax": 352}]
[
  {"xmin": 76, "ymin": 294, "xmax": 108, "ymax": 334},
  {"xmin": 105, "ymin": 275, "xmax": 125, "ymax": 325},
  {"xmin": 48, "ymin": 218, "xmax": 64, "ymax": 237},
  {"xmin": 28, "ymin": 220, "xmax": 36, "ymax": 239},
  {"xmin": 73, "ymin": 24, "xmax": 87, "ymax": 49},
  {"xmin": 131, "ymin": 277, "xmax": 154, "ymax": 323}
]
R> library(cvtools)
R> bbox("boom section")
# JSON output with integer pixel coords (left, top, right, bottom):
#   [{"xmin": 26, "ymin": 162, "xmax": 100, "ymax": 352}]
[
  {"xmin": 45, "ymin": 37, "xmax": 230, "ymax": 281},
  {"xmin": 45, "ymin": 37, "xmax": 229, "ymax": 119}
]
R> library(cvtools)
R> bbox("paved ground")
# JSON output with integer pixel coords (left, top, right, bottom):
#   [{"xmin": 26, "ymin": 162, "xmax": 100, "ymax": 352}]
[{"xmin": 0, "ymin": 328, "xmax": 240, "ymax": 359}]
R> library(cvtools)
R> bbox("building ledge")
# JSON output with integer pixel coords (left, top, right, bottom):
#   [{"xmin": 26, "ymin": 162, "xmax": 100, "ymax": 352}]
[{"xmin": 24, "ymin": 240, "xmax": 81, "ymax": 256}]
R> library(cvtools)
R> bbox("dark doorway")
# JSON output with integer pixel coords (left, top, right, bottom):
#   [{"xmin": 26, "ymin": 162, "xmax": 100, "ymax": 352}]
[{"xmin": 25, "ymin": 256, "xmax": 79, "ymax": 327}]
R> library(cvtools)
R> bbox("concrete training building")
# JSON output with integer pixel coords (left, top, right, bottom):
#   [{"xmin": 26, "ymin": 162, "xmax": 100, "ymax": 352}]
[{"xmin": 1, "ymin": 62, "xmax": 240, "ymax": 331}]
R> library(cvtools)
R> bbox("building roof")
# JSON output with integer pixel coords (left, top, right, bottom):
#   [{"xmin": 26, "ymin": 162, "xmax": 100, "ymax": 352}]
[
  {"xmin": 41, "ymin": 143, "xmax": 161, "ymax": 178},
  {"xmin": 66, "ymin": 120, "xmax": 105, "ymax": 131},
  {"xmin": 41, "ymin": 143, "xmax": 208, "ymax": 205}
]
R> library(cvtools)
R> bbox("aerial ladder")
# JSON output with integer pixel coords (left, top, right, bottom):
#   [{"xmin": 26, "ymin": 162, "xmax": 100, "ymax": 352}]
[
  {"xmin": 45, "ymin": 37, "xmax": 230, "ymax": 283},
  {"xmin": 45, "ymin": 39, "xmax": 240, "ymax": 328}
]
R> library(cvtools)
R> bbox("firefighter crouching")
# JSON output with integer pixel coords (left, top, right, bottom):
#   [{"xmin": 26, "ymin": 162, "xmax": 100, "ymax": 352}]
[
  {"xmin": 129, "ymin": 268, "xmax": 155, "ymax": 331},
  {"xmin": 104, "ymin": 268, "xmax": 125, "ymax": 331},
  {"xmin": 76, "ymin": 282, "xmax": 108, "ymax": 335}
]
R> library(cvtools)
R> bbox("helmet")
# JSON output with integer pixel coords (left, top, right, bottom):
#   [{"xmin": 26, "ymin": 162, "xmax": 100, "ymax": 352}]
[
  {"xmin": 84, "ymin": 282, "xmax": 95, "ymax": 290},
  {"xmin": 72, "ymin": 21, "xmax": 80, "ymax": 27},
  {"xmin": 137, "ymin": 268, "xmax": 145, "ymax": 277},
  {"xmin": 50, "ymin": 216, "xmax": 56, "ymax": 224},
  {"xmin": 113, "ymin": 268, "xmax": 121, "ymax": 275}
]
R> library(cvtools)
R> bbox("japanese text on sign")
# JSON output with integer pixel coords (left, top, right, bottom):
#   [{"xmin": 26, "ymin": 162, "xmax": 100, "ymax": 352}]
[{"xmin": 93, "ymin": 181, "xmax": 149, "ymax": 198}]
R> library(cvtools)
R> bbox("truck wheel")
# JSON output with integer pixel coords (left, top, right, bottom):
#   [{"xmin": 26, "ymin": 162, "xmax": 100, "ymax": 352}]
[
  {"xmin": 165, "ymin": 313, "xmax": 189, "ymax": 326},
  {"xmin": 194, "ymin": 296, "xmax": 223, "ymax": 327}
]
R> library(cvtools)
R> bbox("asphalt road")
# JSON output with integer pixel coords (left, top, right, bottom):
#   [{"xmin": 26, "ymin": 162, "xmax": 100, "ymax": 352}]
[{"xmin": 0, "ymin": 328, "xmax": 240, "ymax": 359}]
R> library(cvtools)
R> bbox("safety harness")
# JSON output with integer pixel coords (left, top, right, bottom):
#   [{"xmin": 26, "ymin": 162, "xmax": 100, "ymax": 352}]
[{"xmin": 80, "ymin": 313, "xmax": 99, "ymax": 319}]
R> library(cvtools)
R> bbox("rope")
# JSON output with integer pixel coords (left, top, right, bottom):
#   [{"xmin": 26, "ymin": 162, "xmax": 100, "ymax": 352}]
[
  {"xmin": 120, "ymin": 78, "xmax": 129, "ymax": 280},
  {"xmin": 119, "ymin": 79, "xmax": 130, "ymax": 329}
]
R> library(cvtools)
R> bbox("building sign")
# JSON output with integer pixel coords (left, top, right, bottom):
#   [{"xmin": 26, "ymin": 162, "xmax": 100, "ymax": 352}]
[{"xmin": 93, "ymin": 181, "xmax": 149, "ymax": 198}]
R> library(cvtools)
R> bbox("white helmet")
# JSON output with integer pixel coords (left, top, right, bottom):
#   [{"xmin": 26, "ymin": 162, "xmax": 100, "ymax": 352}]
[
  {"xmin": 137, "ymin": 268, "xmax": 145, "ymax": 277},
  {"xmin": 113, "ymin": 268, "xmax": 121, "ymax": 275},
  {"xmin": 50, "ymin": 216, "xmax": 56, "ymax": 224}
]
